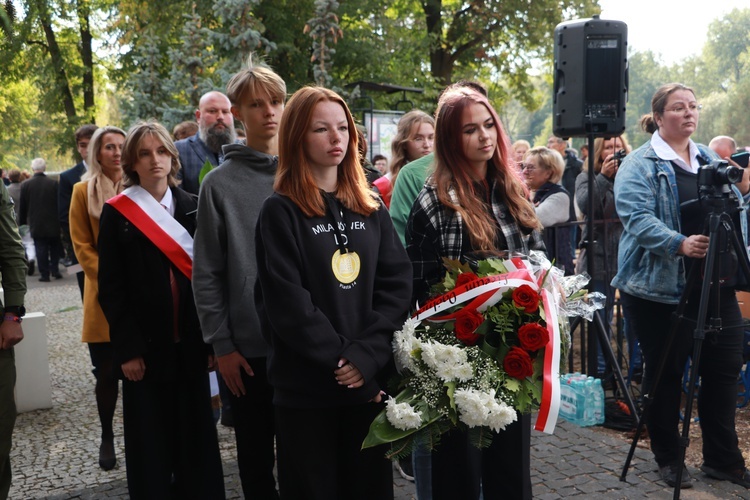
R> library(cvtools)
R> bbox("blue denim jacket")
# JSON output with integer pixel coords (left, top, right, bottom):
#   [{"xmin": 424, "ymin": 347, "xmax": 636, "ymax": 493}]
[{"xmin": 612, "ymin": 141, "xmax": 748, "ymax": 304}]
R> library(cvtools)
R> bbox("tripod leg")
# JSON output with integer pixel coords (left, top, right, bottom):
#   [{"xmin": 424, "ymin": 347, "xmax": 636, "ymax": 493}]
[
  {"xmin": 591, "ymin": 310, "xmax": 638, "ymax": 418},
  {"xmin": 620, "ymin": 242, "xmax": 704, "ymax": 482}
]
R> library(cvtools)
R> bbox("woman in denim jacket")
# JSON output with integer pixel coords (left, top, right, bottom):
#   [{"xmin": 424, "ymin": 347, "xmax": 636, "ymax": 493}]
[{"xmin": 613, "ymin": 82, "xmax": 750, "ymax": 490}]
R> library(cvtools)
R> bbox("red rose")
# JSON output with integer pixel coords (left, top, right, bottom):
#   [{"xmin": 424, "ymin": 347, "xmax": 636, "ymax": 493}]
[
  {"xmin": 455, "ymin": 272, "xmax": 479, "ymax": 288},
  {"xmin": 454, "ymin": 308, "xmax": 484, "ymax": 345},
  {"xmin": 512, "ymin": 285, "xmax": 539, "ymax": 313},
  {"xmin": 503, "ymin": 346, "xmax": 534, "ymax": 379},
  {"xmin": 517, "ymin": 323, "xmax": 549, "ymax": 352}
]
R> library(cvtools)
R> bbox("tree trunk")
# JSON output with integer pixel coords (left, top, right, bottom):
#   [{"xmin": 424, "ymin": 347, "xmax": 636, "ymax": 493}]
[
  {"xmin": 77, "ymin": 0, "xmax": 95, "ymax": 122},
  {"xmin": 37, "ymin": 1, "xmax": 77, "ymax": 122},
  {"xmin": 422, "ymin": 0, "xmax": 453, "ymax": 85}
]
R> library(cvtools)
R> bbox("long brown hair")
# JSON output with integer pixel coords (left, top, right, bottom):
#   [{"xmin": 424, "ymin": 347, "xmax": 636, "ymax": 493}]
[
  {"xmin": 275, "ymin": 86, "xmax": 379, "ymax": 218},
  {"xmin": 388, "ymin": 109, "xmax": 434, "ymax": 184},
  {"xmin": 431, "ymin": 87, "xmax": 539, "ymax": 251}
]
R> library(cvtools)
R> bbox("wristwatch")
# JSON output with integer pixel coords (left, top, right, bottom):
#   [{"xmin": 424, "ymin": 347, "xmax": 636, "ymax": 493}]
[{"xmin": 4, "ymin": 305, "xmax": 26, "ymax": 323}]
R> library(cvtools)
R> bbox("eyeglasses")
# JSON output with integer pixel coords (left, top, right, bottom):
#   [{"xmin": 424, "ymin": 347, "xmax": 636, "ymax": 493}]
[
  {"xmin": 665, "ymin": 104, "xmax": 703, "ymax": 114},
  {"xmin": 519, "ymin": 163, "xmax": 536, "ymax": 172}
]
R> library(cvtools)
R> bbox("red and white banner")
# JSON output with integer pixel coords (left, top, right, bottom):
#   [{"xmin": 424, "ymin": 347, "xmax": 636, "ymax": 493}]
[
  {"xmin": 413, "ymin": 258, "xmax": 561, "ymax": 434},
  {"xmin": 107, "ymin": 186, "xmax": 193, "ymax": 279}
]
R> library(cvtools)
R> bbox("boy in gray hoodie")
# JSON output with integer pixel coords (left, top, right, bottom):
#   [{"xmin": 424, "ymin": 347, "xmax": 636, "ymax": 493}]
[{"xmin": 193, "ymin": 56, "xmax": 286, "ymax": 499}]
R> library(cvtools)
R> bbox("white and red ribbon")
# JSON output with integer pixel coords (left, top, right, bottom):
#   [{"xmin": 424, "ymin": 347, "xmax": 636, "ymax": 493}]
[
  {"xmin": 107, "ymin": 186, "xmax": 194, "ymax": 279},
  {"xmin": 413, "ymin": 258, "xmax": 561, "ymax": 434}
]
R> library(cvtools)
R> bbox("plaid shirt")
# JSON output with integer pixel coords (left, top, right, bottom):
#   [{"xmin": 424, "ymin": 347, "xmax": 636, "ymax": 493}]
[{"xmin": 406, "ymin": 180, "xmax": 545, "ymax": 303}]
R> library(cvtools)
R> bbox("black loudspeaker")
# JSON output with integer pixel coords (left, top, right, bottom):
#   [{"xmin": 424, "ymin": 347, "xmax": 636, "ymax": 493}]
[{"xmin": 553, "ymin": 16, "xmax": 628, "ymax": 138}]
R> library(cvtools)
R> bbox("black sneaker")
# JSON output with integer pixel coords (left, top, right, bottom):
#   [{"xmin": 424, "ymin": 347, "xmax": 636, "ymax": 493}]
[
  {"xmin": 38, "ymin": 276, "xmax": 50, "ymax": 282},
  {"xmin": 658, "ymin": 463, "xmax": 693, "ymax": 488},
  {"xmin": 701, "ymin": 464, "xmax": 750, "ymax": 488}
]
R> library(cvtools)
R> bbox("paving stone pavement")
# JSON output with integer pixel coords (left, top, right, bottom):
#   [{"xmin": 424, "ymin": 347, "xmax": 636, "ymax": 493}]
[{"xmin": 7, "ymin": 275, "xmax": 750, "ymax": 499}]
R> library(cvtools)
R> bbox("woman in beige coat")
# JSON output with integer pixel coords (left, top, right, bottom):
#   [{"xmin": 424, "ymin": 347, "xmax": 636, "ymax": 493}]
[{"xmin": 69, "ymin": 125, "xmax": 126, "ymax": 471}]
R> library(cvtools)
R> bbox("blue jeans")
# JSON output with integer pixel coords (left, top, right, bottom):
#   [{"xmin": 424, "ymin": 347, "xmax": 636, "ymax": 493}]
[
  {"xmin": 412, "ymin": 431, "xmax": 432, "ymax": 499},
  {"xmin": 591, "ymin": 280, "xmax": 641, "ymax": 375}
]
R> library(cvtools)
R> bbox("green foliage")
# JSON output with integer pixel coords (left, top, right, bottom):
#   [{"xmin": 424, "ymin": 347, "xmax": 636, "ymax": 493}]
[
  {"xmin": 5, "ymin": 2, "xmax": 750, "ymax": 173},
  {"xmin": 198, "ymin": 159, "xmax": 214, "ymax": 186},
  {"xmin": 305, "ymin": 0, "xmax": 343, "ymax": 88}
]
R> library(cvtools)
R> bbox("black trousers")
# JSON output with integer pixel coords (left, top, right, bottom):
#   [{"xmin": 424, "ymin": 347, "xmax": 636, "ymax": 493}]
[
  {"xmin": 621, "ymin": 289, "xmax": 745, "ymax": 470},
  {"xmin": 230, "ymin": 356, "xmax": 278, "ymax": 499},
  {"xmin": 275, "ymin": 403, "xmax": 393, "ymax": 500},
  {"xmin": 431, "ymin": 412, "xmax": 532, "ymax": 500},
  {"xmin": 121, "ymin": 345, "xmax": 225, "ymax": 500},
  {"xmin": 33, "ymin": 236, "xmax": 62, "ymax": 278}
]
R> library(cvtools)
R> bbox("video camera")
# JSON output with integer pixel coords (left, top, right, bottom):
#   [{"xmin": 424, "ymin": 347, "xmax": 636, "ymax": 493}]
[{"xmin": 697, "ymin": 159, "xmax": 743, "ymax": 189}]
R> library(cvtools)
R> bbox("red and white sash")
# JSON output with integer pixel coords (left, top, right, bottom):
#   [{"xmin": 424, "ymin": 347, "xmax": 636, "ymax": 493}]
[{"xmin": 107, "ymin": 186, "xmax": 194, "ymax": 279}]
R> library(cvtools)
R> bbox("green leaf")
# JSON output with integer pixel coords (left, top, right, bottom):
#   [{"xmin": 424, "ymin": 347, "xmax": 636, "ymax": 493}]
[
  {"xmin": 504, "ymin": 378, "xmax": 520, "ymax": 393},
  {"xmin": 198, "ymin": 159, "xmax": 214, "ymax": 185},
  {"xmin": 362, "ymin": 388, "xmax": 441, "ymax": 449},
  {"xmin": 477, "ymin": 258, "xmax": 508, "ymax": 275}
]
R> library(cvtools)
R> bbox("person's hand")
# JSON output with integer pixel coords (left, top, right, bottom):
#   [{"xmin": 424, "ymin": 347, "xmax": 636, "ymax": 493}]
[
  {"xmin": 122, "ymin": 357, "xmax": 146, "ymax": 381},
  {"xmin": 217, "ymin": 351, "xmax": 254, "ymax": 397},
  {"xmin": 600, "ymin": 154, "xmax": 618, "ymax": 179},
  {"xmin": 335, "ymin": 358, "xmax": 364, "ymax": 388},
  {"xmin": 207, "ymin": 354, "xmax": 217, "ymax": 372},
  {"xmin": 679, "ymin": 234, "xmax": 709, "ymax": 259},
  {"xmin": 369, "ymin": 390, "xmax": 386, "ymax": 403},
  {"xmin": 0, "ymin": 321, "xmax": 23, "ymax": 350}
]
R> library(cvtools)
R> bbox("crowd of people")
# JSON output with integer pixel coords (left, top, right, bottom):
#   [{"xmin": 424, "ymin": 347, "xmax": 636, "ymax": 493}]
[{"xmin": 1, "ymin": 50, "xmax": 750, "ymax": 500}]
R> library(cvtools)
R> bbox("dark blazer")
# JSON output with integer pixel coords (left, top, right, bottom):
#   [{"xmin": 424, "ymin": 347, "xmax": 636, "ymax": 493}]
[
  {"xmin": 98, "ymin": 187, "xmax": 208, "ymax": 379},
  {"xmin": 175, "ymin": 133, "xmax": 220, "ymax": 195},
  {"xmin": 58, "ymin": 162, "xmax": 86, "ymax": 226},
  {"xmin": 19, "ymin": 172, "xmax": 60, "ymax": 238}
]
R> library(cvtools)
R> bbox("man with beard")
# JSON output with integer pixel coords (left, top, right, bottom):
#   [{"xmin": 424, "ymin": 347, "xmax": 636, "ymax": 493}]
[{"xmin": 175, "ymin": 91, "xmax": 236, "ymax": 195}]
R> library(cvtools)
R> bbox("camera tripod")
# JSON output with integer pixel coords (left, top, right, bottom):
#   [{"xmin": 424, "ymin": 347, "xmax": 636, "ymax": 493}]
[{"xmin": 620, "ymin": 186, "xmax": 750, "ymax": 499}]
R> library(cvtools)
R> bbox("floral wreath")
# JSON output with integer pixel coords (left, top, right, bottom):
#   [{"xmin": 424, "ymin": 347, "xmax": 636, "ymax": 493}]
[{"xmin": 363, "ymin": 252, "xmax": 593, "ymax": 457}]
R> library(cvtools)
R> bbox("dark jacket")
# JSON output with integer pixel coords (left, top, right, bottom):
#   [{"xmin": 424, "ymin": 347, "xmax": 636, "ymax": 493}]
[
  {"xmin": 0, "ymin": 182, "xmax": 27, "ymax": 309},
  {"xmin": 58, "ymin": 162, "xmax": 86, "ymax": 264},
  {"xmin": 19, "ymin": 172, "xmax": 60, "ymax": 239},
  {"xmin": 175, "ymin": 133, "xmax": 220, "ymax": 195},
  {"xmin": 98, "ymin": 187, "xmax": 209, "ymax": 379},
  {"xmin": 255, "ymin": 192, "xmax": 412, "ymax": 408},
  {"xmin": 58, "ymin": 162, "xmax": 86, "ymax": 226},
  {"xmin": 575, "ymin": 170, "xmax": 622, "ymax": 282},
  {"xmin": 533, "ymin": 182, "xmax": 574, "ymax": 275},
  {"xmin": 561, "ymin": 150, "xmax": 583, "ymax": 221}
]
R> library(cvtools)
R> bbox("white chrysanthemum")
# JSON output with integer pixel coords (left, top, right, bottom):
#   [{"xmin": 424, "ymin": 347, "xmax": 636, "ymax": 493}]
[
  {"xmin": 420, "ymin": 341, "xmax": 473, "ymax": 382},
  {"xmin": 484, "ymin": 390, "xmax": 517, "ymax": 432},
  {"xmin": 385, "ymin": 397, "xmax": 423, "ymax": 430},
  {"xmin": 453, "ymin": 389, "xmax": 489, "ymax": 427},
  {"xmin": 393, "ymin": 319, "xmax": 422, "ymax": 372},
  {"xmin": 454, "ymin": 389, "xmax": 517, "ymax": 432}
]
